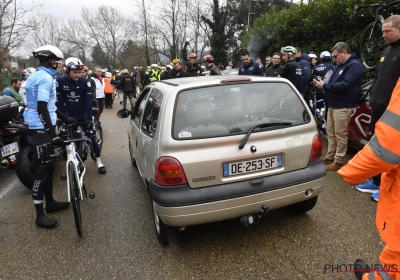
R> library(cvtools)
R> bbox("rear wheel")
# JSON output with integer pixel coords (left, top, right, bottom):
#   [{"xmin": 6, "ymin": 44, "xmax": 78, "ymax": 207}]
[
  {"xmin": 360, "ymin": 21, "xmax": 383, "ymax": 70},
  {"xmin": 68, "ymin": 161, "xmax": 83, "ymax": 236},
  {"xmin": 289, "ymin": 196, "xmax": 318, "ymax": 214},
  {"xmin": 152, "ymin": 200, "xmax": 178, "ymax": 246}
]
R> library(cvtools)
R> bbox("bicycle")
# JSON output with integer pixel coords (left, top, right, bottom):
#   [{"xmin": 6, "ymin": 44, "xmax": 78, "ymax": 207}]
[
  {"xmin": 60, "ymin": 122, "xmax": 96, "ymax": 236},
  {"xmin": 354, "ymin": 0, "xmax": 400, "ymax": 70}
]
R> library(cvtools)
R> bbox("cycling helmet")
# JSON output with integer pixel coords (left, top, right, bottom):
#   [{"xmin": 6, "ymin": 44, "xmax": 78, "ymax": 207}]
[
  {"xmin": 172, "ymin": 58, "xmax": 180, "ymax": 64},
  {"xmin": 33, "ymin": 45, "xmax": 64, "ymax": 60},
  {"xmin": 134, "ymin": 66, "xmax": 139, "ymax": 70},
  {"xmin": 105, "ymin": 72, "xmax": 112, "ymax": 78},
  {"xmin": 65, "ymin": 57, "xmax": 85, "ymax": 71},
  {"xmin": 151, "ymin": 64, "xmax": 158, "ymax": 68},
  {"xmin": 166, "ymin": 65, "xmax": 173, "ymax": 70},
  {"xmin": 203, "ymin": 55, "xmax": 214, "ymax": 63},
  {"xmin": 189, "ymin": 53, "xmax": 197, "ymax": 59},
  {"xmin": 22, "ymin": 67, "xmax": 36, "ymax": 77},
  {"xmin": 280, "ymin": 46, "xmax": 297, "ymax": 55},
  {"xmin": 88, "ymin": 70, "xmax": 93, "ymax": 75},
  {"xmin": 308, "ymin": 53, "xmax": 317, "ymax": 59},
  {"xmin": 320, "ymin": 51, "xmax": 331, "ymax": 59},
  {"xmin": 122, "ymin": 69, "xmax": 128, "ymax": 74}
]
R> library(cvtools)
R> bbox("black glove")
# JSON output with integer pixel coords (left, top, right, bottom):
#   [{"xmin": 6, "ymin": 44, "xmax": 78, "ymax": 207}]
[
  {"xmin": 47, "ymin": 127, "xmax": 64, "ymax": 146},
  {"xmin": 66, "ymin": 117, "xmax": 78, "ymax": 124}
]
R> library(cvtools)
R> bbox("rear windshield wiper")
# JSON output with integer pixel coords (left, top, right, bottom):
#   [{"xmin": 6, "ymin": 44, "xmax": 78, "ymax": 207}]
[{"xmin": 239, "ymin": 122, "xmax": 292, "ymax": 149}]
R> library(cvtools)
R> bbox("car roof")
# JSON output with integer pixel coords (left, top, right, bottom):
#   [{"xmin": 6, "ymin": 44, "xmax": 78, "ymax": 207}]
[{"xmin": 153, "ymin": 75, "xmax": 285, "ymax": 90}]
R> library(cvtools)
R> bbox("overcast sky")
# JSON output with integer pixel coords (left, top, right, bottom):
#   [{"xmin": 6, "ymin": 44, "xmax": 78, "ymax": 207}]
[{"xmin": 24, "ymin": 0, "xmax": 134, "ymax": 19}]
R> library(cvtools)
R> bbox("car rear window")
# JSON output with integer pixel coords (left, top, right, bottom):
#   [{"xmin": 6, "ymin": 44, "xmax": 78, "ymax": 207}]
[{"xmin": 173, "ymin": 82, "xmax": 310, "ymax": 139}]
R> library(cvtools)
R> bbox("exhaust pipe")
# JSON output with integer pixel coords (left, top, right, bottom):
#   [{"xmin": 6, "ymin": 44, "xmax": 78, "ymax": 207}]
[{"xmin": 1, "ymin": 159, "xmax": 9, "ymax": 169}]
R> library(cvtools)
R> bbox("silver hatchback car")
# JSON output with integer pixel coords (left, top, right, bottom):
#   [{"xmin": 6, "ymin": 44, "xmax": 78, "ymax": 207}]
[{"xmin": 119, "ymin": 75, "xmax": 326, "ymax": 245}]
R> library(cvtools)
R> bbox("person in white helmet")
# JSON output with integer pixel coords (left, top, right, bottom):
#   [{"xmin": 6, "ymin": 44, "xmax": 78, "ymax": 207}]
[{"xmin": 24, "ymin": 45, "xmax": 77, "ymax": 229}]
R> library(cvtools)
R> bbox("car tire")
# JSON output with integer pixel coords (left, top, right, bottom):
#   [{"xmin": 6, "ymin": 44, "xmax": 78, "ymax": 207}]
[
  {"xmin": 289, "ymin": 196, "xmax": 318, "ymax": 214},
  {"xmin": 152, "ymin": 199, "xmax": 178, "ymax": 246},
  {"xmin": 128, "ymin": 141, "xmax": 137, "ymax": 168},
  {"xmin": 15, "ymin": 146, "xmax": 36, "ymax": 190}
]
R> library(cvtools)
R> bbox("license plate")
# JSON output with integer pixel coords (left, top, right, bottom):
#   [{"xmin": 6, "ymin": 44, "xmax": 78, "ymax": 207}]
[
  {"xmin": 223, "ymin": 155, "xmax": 283, "ymax": 177},
  {"xmin": 1, "ymin": 142, "xmax": 19, "ymax": 157}
]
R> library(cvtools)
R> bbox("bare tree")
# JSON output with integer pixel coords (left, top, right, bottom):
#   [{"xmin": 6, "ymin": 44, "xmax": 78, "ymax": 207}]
[
  {"xmin": 63, "ymin": 19, "xmax": 93, "ymax": 63},
  {"xmin": 133, "ymin": 0, "xmax": 151, "ymax": 66},
  {"xmin": 27, "ymin": 13, "xmax": 63, "ymax": 47},
  {"xmin": 81, "ymin": 5, "xmax": 135, "ymax": 71}
]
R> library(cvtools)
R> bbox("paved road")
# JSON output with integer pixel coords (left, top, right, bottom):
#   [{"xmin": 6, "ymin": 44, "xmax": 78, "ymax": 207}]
[{"xmin": 0, "ymin": 102, "xmax": 383, "ymax": 280}]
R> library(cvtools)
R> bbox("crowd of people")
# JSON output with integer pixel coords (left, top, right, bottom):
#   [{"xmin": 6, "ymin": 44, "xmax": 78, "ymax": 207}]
[{"xmin": 1, "ymin": 13, "xmax": 400, "ymax": 280}]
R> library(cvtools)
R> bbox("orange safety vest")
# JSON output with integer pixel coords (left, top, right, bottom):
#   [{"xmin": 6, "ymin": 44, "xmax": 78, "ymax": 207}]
[
  {"xmin": 104, "ymin": 77, "xmax": 114, "ymax": 94},
  {"xmin": 338, "ymin": 77, "xmax": 400, "ymax": 252}
]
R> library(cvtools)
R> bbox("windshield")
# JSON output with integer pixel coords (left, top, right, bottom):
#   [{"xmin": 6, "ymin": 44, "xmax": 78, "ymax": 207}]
[{"xmin": 173, "ymin": 82, "xmax": 310, "ymax": 139}]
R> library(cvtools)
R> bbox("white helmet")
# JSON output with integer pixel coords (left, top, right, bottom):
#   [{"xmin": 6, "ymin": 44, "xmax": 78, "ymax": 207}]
[
  {"xmin": 151, "ymin": 64, "xmax": 158, "ymax": 68},
  {"xmin": 121, "ymin": 69, "xmax": 128, "ymax": 74},
  {"xmin": 105, "ymin": 72, "xmax": 112, "ymax": 78},
  {"xmin": 33, "ymin": 45, "xmax": 64, "ymax": 60},
  {"xmin": 65, "ymin": 57, "xmax": 84, "ymax": 71}
]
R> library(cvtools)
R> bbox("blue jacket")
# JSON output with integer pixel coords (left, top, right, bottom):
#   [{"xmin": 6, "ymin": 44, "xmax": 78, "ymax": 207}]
[
  {"xmin": 324, "ymin": 54, "xmax": 364, "ymax": 108},
  {"xmin": 297, "ymin": 53, "xmax": 311, "ymax": 95},
  {"xmin": 23, "ymin": 66, "xmax": 58, "ymax": 129},
  {"xmin": 238, "ymin": 59, "xmax": 263, "ymax": 76},
  {"xmin": 56, "ymin": 76, "xmax": 93, "ymax": 122},
  {"xmin": 313, "ymin": 60, "xmax": 334, "ymax": 78}
]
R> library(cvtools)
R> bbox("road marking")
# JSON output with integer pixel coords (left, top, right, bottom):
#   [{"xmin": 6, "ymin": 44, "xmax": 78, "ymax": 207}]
[{"xmin": 0, "ymin": 176, "xmax": 20, "ymax": 200}]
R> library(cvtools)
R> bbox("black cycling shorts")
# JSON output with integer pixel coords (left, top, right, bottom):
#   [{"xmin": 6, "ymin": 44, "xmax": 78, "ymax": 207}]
[{"xmin": 27, "ymin": 129, "xmax": 56, "ymax": 165}]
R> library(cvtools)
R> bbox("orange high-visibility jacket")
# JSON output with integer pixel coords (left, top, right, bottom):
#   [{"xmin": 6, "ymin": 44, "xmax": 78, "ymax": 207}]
[
  {"xmin": 338, "ymin": 77, "xmax": 400, "ymax": 252},
  {"xmin": 104, "ymin": 77, "xmax": 114, "ymax": 94}
]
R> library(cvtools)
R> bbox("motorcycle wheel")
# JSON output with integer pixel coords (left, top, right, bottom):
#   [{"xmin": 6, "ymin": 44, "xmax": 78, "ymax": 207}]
[{"xmin": 15, "ymin": 146, "xmax": 35, "ymax": 190}]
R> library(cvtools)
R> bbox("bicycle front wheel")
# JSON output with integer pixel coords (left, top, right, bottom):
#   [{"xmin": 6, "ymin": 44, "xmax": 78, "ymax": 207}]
[
  {"xmin": 360, "ymin": 21, "xmax": 383, "ymax": 70},
  {"xmin": 68, "ymin": 161, "xmax": 83, "ymax": 236}
]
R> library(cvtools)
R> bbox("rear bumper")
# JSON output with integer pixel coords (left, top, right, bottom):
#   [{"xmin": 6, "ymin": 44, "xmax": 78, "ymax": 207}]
[{"xmin": 149, "ymin": 160, "xmax": 326, "ymax": 227}]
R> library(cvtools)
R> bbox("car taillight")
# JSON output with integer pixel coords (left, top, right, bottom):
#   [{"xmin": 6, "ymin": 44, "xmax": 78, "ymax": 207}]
[
  {"xmin": 309, "ymin": 134, "xmax": 323, "ymax": 162},
  {"xmin": 155, "ymin": 157, "xmax": 188, "ymax": 186},
  {"xmin": 1, "ymin": 128, "xmax": 19, "ymax": 136}
]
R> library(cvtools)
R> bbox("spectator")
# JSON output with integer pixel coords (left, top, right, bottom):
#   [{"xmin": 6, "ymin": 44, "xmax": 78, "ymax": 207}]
[
  {"xmin": 313, "ymin": 51, "xmax": 335, "ymax": 113},
  {"xmin": 308, "ymin": 52, "xmax": 318, "ymax": 68},
  {"xmin": 218, "ymin": 62, "xmax": 225, "ymax": 71},
  {"xmin": 228, "ymin": 61, "xmax": 234, "ymax": 69},
  {"xmin": 263, "ymin": 56, "xmax": 272, "ymax": 74},
  {"xmin": 265, "ymin": 53, "xmax": 284, "ymax": 77},
  {"xmin": 91, "ymin": 66, "xmax": 105, "ymax": 122},
  {"xmin": 238, "ymin": 49, "xmax": 263, "ymax": 76},
  {"xmin": 159, "ymin": 65, "xmax": 172, "ymax": 80},
  {"xmin": 203, "ymin": 55, "xmax": 222, "ymax": 75},
  {"xmin": 170, "ymin": 61, "xmax": 185, "ymax": 78},
  {"xmin": 2, "ymin": 78, "xmax": 23, "ymax": 106},
  {"xmin": 117, "ymin": 69, "xmax": 136, "ymax": 110},
  {"xmin": 354, "ymin": 14, "xmax": 400, "ymax": 202},
  {"xmin": 279, "ymin": 46, "xmax": 302, "ymax": 92},
  {"xmin": 189, "ymin": 53, "xmax": 203, "ymax": 76},
  {"xmin": 184, "ymin": 61, "xmax": 198, "ymax": 77},
  {"xmin": 314, "ymin": 42, "xmax": 364, "ymax": 171},
  {"xmin": 295, "ymin": 47, "xmax": 312, "ymax": 98}
]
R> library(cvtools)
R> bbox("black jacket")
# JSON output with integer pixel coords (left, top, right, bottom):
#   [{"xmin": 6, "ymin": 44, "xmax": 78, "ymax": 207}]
[
  {"xmin": 280, "ymin": 60, "xmax": 302, "ymax": 92},
  {"xmin": 296, "ymin": 53, "xmax": 312, "ymax": 95},
  {"xmin": 369, "ymin": 39, "xmax": 400, "ymax": 116},
  {"xmin": 265, "ymin": 64, "xmax": 284, "ymax": 77},
  {"xmin": 160, "ymin": 70, "xmax": 171, "ymax": 80},
  {"xmin": 184, "ymin": 67, "xmax": 198, "ymax": 77},
  {"xmin": 193, "ymin": 62, "xmax": 203, "ymax": 76},
  {"xmin": 170, "ymin": 68, "xmax": 185, "ymax": 78},
  {"xmin": 117, "ymin": 73, "xmax": 136, "ymax": 92}
]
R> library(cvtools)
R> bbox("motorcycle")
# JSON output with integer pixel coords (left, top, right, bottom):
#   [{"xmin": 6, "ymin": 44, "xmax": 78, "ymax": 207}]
[{"xmin": 0, "ymin": 96, "xmax": 23, "ymax": 171}]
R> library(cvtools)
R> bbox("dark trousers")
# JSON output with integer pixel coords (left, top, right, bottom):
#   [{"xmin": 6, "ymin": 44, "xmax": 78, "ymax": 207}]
[
  {"xmin": 105, "ymin": 94, "xmax": 113, "ymax": 107},
  {"xmin": 96, "ymin": 98, "xmax": 104, "ymax": 121}
]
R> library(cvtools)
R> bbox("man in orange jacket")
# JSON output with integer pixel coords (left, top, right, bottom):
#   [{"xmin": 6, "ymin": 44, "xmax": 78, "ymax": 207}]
[{"xmin": 338, "ymin": 78, "xmax": 400, "ymax": 280}]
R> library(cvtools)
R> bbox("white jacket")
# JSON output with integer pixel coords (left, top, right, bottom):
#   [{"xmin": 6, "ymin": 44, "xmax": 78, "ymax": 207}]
[{"xmin": 91, "ymin": 76, "xmax": 105, "ymax": 98}]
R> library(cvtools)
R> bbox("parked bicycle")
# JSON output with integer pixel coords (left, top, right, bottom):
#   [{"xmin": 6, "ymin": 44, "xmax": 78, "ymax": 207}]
[
  {"xmin": 60, "ymin": 121, "xmax": 96, "ymax": 236},
  {"xmin": 354, "ymin": 0, "xmax": 400, "ymax": 70}
]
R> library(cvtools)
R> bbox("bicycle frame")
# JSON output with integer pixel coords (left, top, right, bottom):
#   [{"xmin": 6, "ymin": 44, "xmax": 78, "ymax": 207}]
[
  {"xmin": 356, "ymin": 0, "xmax": 400, "ymax": 22},
  {"xmin": 65, "ymin": 141, "xmax": 86, "ymax": 202}
]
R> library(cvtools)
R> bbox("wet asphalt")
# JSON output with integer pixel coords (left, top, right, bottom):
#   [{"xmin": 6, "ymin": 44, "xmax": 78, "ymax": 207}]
[{"xmin": 0, "ymin": 99, "xmax": 383, "ymax": 280}]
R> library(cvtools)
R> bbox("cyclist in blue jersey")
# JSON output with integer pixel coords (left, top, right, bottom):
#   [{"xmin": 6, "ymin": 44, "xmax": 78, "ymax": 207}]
[
  {"xmin": 24, "ymin": 45, "xmax": 77, "ymax": 229},
  {"xmin": 56, "ymin": 57, "xmax": 106, "ymax": 174}
]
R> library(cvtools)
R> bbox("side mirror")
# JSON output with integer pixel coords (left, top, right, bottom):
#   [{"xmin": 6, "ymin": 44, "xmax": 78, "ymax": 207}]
[{"xmin": 117, "ymin": 109, "xmax": 131, "ymax": 119}]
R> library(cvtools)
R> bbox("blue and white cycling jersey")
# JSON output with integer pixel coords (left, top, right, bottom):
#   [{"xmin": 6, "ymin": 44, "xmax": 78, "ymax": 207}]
[{"xmin": 23, "ymin": 66, "xmax": 59, "ymax": 129}]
